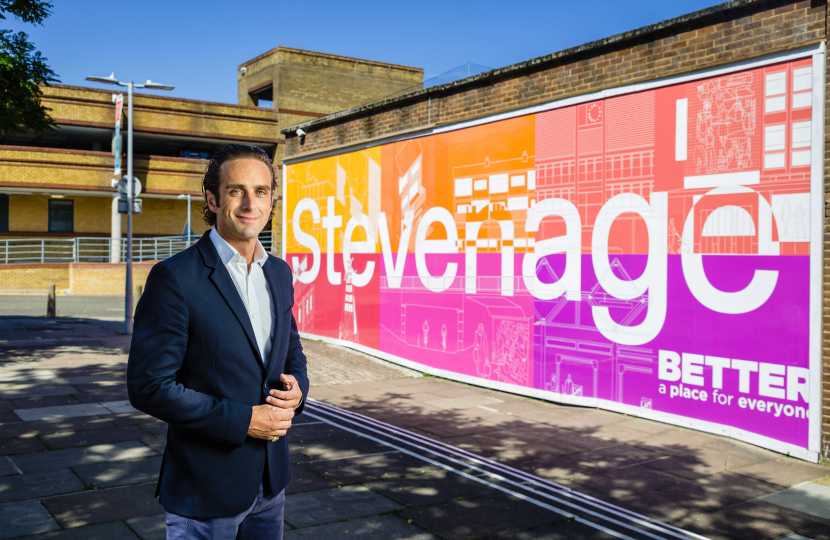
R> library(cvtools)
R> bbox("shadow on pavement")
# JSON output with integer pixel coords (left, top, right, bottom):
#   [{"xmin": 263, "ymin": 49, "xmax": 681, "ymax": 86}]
[{"xmin": 0, "ymin": 315, "xmax": 828, "ymax": 539}]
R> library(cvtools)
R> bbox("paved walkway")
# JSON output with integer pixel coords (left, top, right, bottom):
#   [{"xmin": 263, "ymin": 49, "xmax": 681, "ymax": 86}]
[{"xmin": 0, "ymin": 315, "xmax": 829, "ymax": 539}]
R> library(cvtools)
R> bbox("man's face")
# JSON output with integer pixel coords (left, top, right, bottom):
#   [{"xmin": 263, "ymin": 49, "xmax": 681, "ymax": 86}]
[{"xmin": 206, "ymin": 158, "xmax": 273, "ymax": 242}]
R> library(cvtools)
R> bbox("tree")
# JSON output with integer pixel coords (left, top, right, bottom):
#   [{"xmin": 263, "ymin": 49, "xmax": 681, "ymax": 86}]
[{"xmin": 0, "ymin": 0, "xmax": 58, "ymax": 136}]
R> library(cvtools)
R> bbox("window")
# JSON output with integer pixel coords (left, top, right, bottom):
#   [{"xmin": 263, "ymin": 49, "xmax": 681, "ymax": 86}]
[
  {"xmin": 454, "ymin": 178, "xmax": 472, "ymax": 197},
  {"xmin": 792, "ymin": 121, "xmax": 812, "ymax": 167},
  {"xmin": 48, "ymin": 199, "xmax": 74, "ymax": 232},
  {"xmin": 0, "ymin": 194, "xmax": 7, "ymax": 232},
  {"xmin": 764, "ymin": 125, "xmax": 786, "ymax": 169},
  {"xmin": 765, "ymin": 71, "xmax": 786, "ymax": 113},
  {"xmin": 792, "ymin": 67, "xmax": 812, "ymax": 109}
]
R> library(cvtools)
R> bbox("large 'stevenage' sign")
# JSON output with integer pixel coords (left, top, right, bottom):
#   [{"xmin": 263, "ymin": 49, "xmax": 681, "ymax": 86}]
[{"xmin": 284, "ymin": 45, "xmax": 824, "ymax": 461}]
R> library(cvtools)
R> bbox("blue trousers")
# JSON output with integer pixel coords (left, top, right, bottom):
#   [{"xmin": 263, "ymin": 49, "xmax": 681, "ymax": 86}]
[{"xmin": 166, "ymin": 484, "xmax": 285, "ymax": 540}]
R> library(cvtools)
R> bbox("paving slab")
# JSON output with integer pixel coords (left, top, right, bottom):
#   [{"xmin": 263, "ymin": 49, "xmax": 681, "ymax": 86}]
[
  {"xmin": 291, "ymin": 435, "xmax": 393, "ymax": 462},
  {"xmin": 42, "ymin": 482, "xmax": 164, "ymax": 528},
  {"xmin": 125, "ymin": 514, "xmax": 165, "ymax": 540},
  {"xmin": 286, "ymin": 422, "xmax": 353, "ymax": 443},
  {"xmin": 104, "ymin": 412, "xmax": 158, "ymax": 426},
  {"xmin": 400, "ymin": 492, "xmax": 569, "ymax": 540},
  {"xmin": 0, "ymin": 384, "xmax": 78, "ymax": 400},
  {"xmin": 642, "ymin": 448, "xmax": 756, "ymax": 479},
  {"xmin": 761, "ymin": 482, "xmax": 830, "ymax": 519},
  {"xmin": 58, "ymin": 375, "xmax": 123, "ymax": 385},
  {"xmin": 426, "ymin": 395, "xmax": 504, "ymax": 410},
  {"xmin": 0, "ymin": 436, "xmax": 47, "ymax": 455},
  {"xmin": 284, "ymin": 514, "xmax": 438, "ymax": 539},
  {"xmin": 676, "ymin": 500, "xmax": 823, "ymax": 540},
  {"xmin": 11, "ymin": 441, "xmax": 159, "ymax": 473},
  {"xmin": 11, "ymin": 395, "xmax": 83, "ymax": 410},
  {"xmin": 0, "ymin": 468, "xmax": 85, "ymax": 503},
  {"xmin": 481, "ymin": 520, "xmax": 621, "ymax": 539},
  {"xmin": 0, "ymin": 500, "xmax": 59, "ymax": 539},
  {"xmin": 790, "ymin": 524, "xmax": 830, "ymax": 540},
  {"xmin": 17, "ymin": 521, "xmax": 141, "ymax": 539},
  {"xmin": 286, "ymin": 463, "xmax": 338, "ymax": 495},
  {"xmin": 303, "ymin": 450, "xmax": 441, "ymax": 484},
  {"xmin": 41, "ymin": 425, "xmax": 149, "ymax": 450},
  {"xmin": 732, "ymin": 459, "xmax": 830, "ymax": 488},
  {"xmin": 72, "ymin": 390, "xmax": 129, "ymax": 404},
  {"xmin": 0, "ymin": 371, "xmax": 55, "ymax": 383},
  {"xmin": 72, "ymin": 456, "xmax": 162, "ymax": 488},
  {"xmin": 141, "ymin": 437, "xmax": 166, "ymax": 454},
  {"xmin": 284, "ymin": 485, "xmax": 400, "ymax": 528},
  {"xmin": 0, "ymin": 416, "xmax": 115, "ymax": 440},
  {"xmin": 100, "ymin": 400, "xmax": 139, "ymax": 414},
  {"xmin": 572, "ymin": 464, "xmax": 686, "ymax": 500},
  {"xmin": 13, "ymin": 403, "xmax": 109, "ymax": 422},
  {"xmin": 0, "ymin": 457, "xmax": 18, "ymax": 477},
  {"xmin": 364, "ymin": 469, "xmax": 494, "ymax": 507}
]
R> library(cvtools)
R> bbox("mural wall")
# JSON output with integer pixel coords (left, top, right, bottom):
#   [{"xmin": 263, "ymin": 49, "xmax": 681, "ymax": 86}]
[{"xmin": 285, "ymin": 53, "xmax": 822, "ymax": 459}]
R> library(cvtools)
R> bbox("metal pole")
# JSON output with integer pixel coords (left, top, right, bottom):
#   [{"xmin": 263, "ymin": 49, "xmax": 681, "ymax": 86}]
[
  {"xmin": 125, "ymin": 81, "xmax": 134, "ymax": 335},
  {"xmin": 187, "ymin": 194, "xmax": 191, "ymax": 245}
]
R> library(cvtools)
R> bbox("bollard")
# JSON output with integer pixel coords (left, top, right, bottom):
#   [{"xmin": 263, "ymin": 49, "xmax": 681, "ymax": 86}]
[
  {"xmin": 133, "ymin": 284, "xmax": 143, "ymax": 316},
  {"xmin": 46, "ymin": 284, "xmax": 56, "ymax": 318}
]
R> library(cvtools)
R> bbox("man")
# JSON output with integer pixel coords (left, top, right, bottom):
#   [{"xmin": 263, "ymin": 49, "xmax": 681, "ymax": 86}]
[{"xmin": 127, "ymin": 144, "xmax": 308, "ymax": 539}]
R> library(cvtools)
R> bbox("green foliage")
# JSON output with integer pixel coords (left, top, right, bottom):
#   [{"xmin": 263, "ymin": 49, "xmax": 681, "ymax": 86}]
[{"xmin": 0, "ymin": 0, "xmax": 58, "ymax": 136}]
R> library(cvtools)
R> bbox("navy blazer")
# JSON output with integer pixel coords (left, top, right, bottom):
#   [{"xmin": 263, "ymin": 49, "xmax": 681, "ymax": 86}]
[{"xmin": 127, "ymin": 232, "xmax": 309, "ymax": 519}]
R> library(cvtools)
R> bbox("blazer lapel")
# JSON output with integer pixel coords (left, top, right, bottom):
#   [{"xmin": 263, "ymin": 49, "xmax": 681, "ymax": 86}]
[
  {"xmin": 263, "ymin": 257, "xmax": 284, "ymax": 377},
  {"xmin": 198, "ymin": 234, "xmax": 264, "ymax": 368}
]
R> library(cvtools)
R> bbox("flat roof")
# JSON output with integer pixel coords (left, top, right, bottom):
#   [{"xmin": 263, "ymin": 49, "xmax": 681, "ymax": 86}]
[
  {"xmin": 281, "ymin": 0, "xmax": 774, "ymax": 135},
  {"xmin": 240, "ymin": 46, "xmax": 423, "ymax": 72}
]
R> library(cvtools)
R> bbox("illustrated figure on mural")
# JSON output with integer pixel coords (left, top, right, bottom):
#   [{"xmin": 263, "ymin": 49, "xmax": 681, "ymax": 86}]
[
  {"xmin": 473, "ymin": 323, "xmax": 491, "ymax": 379},
  {"xmin": 422, "ymin": 319, "xmax": 429, "ymax": 348},
  {"xmin": 668, "ymin": 218, "xmax": 692, "ymax": 254},
  {"xmin": 338, "ymin": 256, "xmax": 359, "ymax": 343},
  {"xmin": 694, "ymin": 74, "xmax": 755, "ymax": 174},
  {"xmin": 794, "ymin": 204, "xmax": 806, "ymax": 240},
  {"xmin": 441, "ymin": 323, "xmax": 447, "ymax": 352},
  {"xmin": 491, "ymin": 319, "xmax": 529, "ymax": 385}
]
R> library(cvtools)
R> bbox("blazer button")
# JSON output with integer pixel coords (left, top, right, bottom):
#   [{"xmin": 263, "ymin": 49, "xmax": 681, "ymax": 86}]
[{"xmin": 263, "ymin": 382, "xmax": 267, "ymax": 389}]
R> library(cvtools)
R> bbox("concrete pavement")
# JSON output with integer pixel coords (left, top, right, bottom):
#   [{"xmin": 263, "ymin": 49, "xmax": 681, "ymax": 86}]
[{"xmin": 0, "ymin": 314, "xmax": 829, "ymax": 539}]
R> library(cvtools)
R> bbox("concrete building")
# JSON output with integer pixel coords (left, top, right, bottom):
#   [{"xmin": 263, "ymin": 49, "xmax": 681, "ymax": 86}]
[{"xmin": 0, "ymin": 47, "xmax": 423, "ymax": 261}]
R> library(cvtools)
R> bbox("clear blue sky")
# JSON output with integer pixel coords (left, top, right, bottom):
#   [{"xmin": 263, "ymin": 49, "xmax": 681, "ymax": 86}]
[{"xmin": 10, "ymin": 0, "xmax": 725, "ymax": 105}]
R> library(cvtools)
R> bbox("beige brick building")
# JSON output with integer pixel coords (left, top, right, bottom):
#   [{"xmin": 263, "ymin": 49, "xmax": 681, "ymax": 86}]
[{"xmin": 0, "ymin": 47, "xmax": 423, "ymax": 267}]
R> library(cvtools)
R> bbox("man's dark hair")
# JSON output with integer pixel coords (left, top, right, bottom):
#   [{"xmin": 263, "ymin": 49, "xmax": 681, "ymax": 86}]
[{"xmin": 201, "ymin": 144, "xmax": 277, "ymax": 227}]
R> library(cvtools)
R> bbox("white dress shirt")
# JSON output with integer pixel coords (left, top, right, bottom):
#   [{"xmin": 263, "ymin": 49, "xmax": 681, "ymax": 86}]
[{"xmin": 209, "ymin": 228, "xmax": 274, "ymax": 366}]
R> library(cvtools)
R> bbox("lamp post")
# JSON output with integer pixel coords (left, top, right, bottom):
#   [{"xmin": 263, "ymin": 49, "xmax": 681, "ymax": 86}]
[
  {"xmin": 85, "ymin": 74, "xmax": 174, "ymax": 335},
  {"xmin": 178, "ymin": 193, "xmax": 192, "ymax": 245}
]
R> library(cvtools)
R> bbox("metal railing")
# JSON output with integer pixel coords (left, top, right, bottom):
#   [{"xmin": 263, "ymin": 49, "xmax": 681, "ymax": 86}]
[{"xmin": 0, "ymin": 232, "xmax": 276, "ymax": 264}]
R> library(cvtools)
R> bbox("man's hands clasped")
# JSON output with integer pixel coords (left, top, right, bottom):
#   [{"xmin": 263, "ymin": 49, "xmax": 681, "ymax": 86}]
[{"xmin": 247, "ymin": 374, "xmax": 303, "ymax": 441}]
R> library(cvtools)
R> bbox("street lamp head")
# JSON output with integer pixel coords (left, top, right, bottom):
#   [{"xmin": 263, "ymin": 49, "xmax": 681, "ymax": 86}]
[
  {"xmin": 86, "ymin": 73, "xmax": 120, "ymax": 85},
  {"xmin": 177, "ymin": 194, "xmax": 186, "ymax": 199},
  {"xmin": 143, "ymin": 80, "xmax": 174, "ymax": 91}
]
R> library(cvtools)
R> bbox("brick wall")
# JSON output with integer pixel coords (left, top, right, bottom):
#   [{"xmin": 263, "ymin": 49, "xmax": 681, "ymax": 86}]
[
  {"xmin": 285, "ymin": 1, "xmax": 825, "ymax": 157},
  {"xmin": 0, "ymin": 263, "xmax": 69, "ymax": 292},
  {"xmin": 43, "ymin": 85, "xmax": 280, "ymax": 145},
  {"xmin": 69, "ymin": 261, "xmax": 156, "ymax": 295},
  {"xmin": 3, "ymin": 194, "xmax": 208, "ymax": 237},
  {"xmin": 0, "ymin": 147, "xmax": 206, "ymax": 196},
  {"xmin": 0, "ymin": 261, "xmax": 156, "ymax": 295},
  {"xmin": 282, "ymin": 0, "xmax": 830, "ymax": 461}
]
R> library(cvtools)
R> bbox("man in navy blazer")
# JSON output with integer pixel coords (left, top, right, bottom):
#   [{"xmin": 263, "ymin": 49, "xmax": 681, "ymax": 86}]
[{"xmin": 128, "ymin": 144, "xmax": 308, "ymax": 539}]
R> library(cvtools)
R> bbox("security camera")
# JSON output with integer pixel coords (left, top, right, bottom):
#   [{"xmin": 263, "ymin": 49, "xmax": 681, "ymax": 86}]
[
  {"xmin": 296, "ymin": 128, "xmax": 306, "ymax": 137},
  {"xmin": 240, "ymin": 67, "xmax": 246, "ymax": 76}
]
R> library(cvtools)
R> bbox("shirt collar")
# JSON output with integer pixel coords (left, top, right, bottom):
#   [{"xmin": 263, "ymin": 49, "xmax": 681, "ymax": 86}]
[{"xmin": 209, "ymin": 228, "xmax": 269, "ymax": 268}]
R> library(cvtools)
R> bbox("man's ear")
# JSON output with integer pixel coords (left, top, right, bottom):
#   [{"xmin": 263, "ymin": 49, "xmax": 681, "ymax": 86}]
[{"xmin": 205, "ymin": 190, "xmax": 218, "ymax": 212}]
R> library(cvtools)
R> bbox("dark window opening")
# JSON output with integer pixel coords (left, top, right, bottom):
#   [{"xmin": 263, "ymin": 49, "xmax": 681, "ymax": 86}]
[
  {"xmin": 0, "ymin": 194, "xmax": 8, "ymax": 232},
  {"xmin": 249, "ymin": 83, "xmax": 273, "ymax": 108},
  {"xmin": 49, "ymin": 199, "xmax": 74, "ymax": 232}
]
